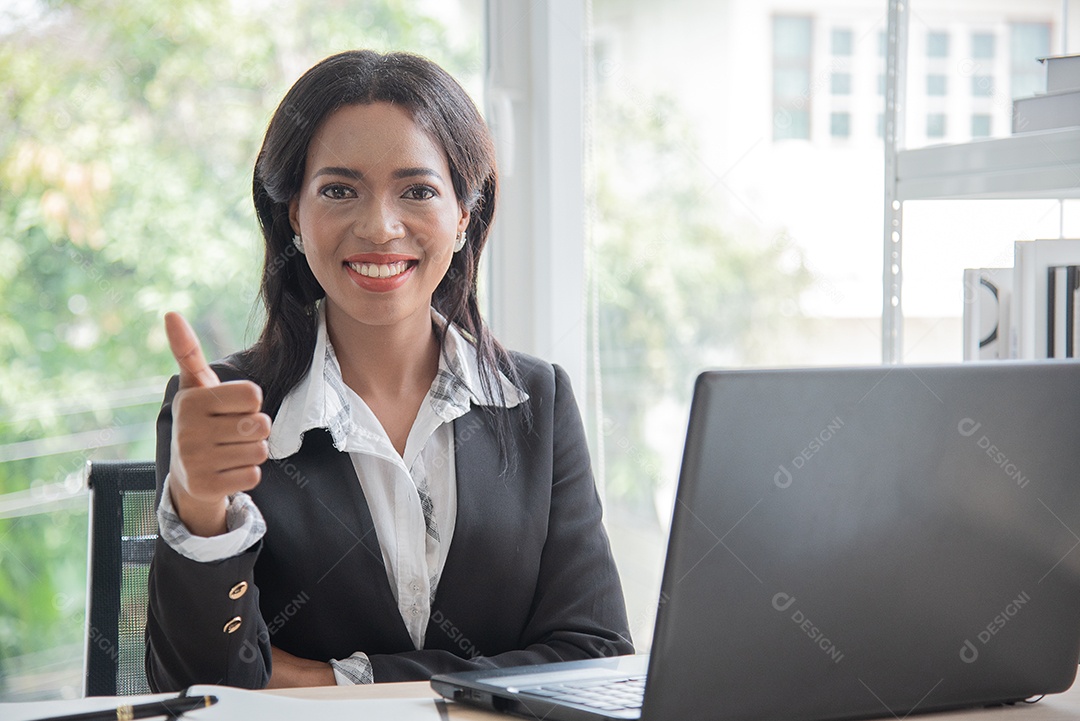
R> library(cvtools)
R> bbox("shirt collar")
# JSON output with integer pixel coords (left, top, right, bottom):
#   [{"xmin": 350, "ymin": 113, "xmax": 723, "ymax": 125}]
[{"xmin": 267, "ymin": 304, "xmax": 526, "ymax": 459}]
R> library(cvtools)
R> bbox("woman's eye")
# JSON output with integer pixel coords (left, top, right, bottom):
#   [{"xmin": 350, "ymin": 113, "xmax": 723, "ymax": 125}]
[
  {"xmin": 320, "ymin": 184, "xmax": 355, "ymax": 200},
  {"xmin": 404, "ymin": 185, "xmax": 436, "ymax": 200}
]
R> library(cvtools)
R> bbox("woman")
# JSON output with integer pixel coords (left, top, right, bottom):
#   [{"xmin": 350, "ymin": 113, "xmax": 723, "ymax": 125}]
[{"xmin": 146, "ymin": 49, "xmax": 633, "ymax": 691}]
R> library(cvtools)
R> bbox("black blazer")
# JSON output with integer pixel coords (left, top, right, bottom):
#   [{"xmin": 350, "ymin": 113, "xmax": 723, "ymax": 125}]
[{"xmin": 145, "ymin": 351, "xmax": 633, "ymax": 690}]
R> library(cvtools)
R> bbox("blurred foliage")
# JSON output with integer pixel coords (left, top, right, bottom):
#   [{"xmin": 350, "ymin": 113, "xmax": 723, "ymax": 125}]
[
  {"xmin": 588, "ymin": 93, "xmax": 811, "ymax": 510},
  {"xmin": 0, "ymin": 0, "xmax": 478, "ymax": 699}
]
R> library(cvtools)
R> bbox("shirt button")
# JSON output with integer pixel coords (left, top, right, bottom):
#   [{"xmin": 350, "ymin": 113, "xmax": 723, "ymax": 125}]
[
  {"xmin": 228, "ymin": 581, "xmax": 248, "ymax": 600},
  {"xmin": 223, "ymin": 616, "xmax": 243, "ymax": 634},
  {"xmin": 410, "ymin": 607, "xmax": 421, "ymax": 617},
  {"xmin": 411, "ymin": 582, "xmax": 422, "ymax": 593}
]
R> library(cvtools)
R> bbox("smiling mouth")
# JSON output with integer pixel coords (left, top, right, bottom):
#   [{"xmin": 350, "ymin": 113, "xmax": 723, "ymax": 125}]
[{"xmin": 345, "ymin": 260, "xmax": 414, "ymax": 278}]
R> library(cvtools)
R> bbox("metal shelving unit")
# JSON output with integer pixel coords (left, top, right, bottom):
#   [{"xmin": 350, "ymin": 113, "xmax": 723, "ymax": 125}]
[{"xmin": 882, "ymin": 0, "xmax": 1080, "ymax": 363}]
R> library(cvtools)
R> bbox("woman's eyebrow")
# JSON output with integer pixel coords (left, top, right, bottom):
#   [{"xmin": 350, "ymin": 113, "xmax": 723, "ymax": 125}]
[
  {"xmin": 311, "ymin": 166, "xmax": 443, "ymax": 181},
  {"xmin": 313, "ymin": 166, "xmax": 363, "ymax": 180},
  {"xmin": 392, "ymin": 167, "xmax": 443, "ymax": 181}
]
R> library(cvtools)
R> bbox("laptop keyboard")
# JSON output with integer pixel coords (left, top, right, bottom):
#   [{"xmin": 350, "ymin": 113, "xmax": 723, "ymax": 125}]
[{"xmin": 519, "ymin": 675, "xmax": 646, "ymax": 712}]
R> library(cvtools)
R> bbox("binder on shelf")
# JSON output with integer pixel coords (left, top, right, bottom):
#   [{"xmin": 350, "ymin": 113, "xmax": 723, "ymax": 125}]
[
  {"xmin": 962, "ymin": 268, "xmax": 1011, "ymax": 360},
  {"xmin": 1010, "ymin": 239, "xmax": 1080, "ymax": 359},
  {"xmin": 1040, "ymin": 54, "xmax": 1080, "ymax": 93},
  {"xmin": 1073, "ymin": 267, "xmax": 1080, "ymax": 357},
  {"xmin": 1012, "ymin": 89, "xmax": 1080, "ymax": 133},
  {"xmin": 1048, "ymin": 266, "xmax": 1068, "ymax": 357}
]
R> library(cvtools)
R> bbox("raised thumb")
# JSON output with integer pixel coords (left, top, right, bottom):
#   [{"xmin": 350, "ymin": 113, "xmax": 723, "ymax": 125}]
[{"xmin": 165, "ymin": 312, "xmax": 220, "ymax": 389}]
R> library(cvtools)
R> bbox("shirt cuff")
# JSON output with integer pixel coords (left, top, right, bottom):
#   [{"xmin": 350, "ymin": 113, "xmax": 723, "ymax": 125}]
[
  {"xmin": 157, "ymin": 473, "xmax": 267, "ymax": 563},
  {"xmin": 330, "ymin": 652, "xmax": 374, "ymax": 685}
]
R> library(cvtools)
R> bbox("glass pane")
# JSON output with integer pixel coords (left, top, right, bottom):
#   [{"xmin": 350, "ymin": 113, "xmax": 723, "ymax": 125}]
[
  {"xmin": 775, "ymin": 68, "xmax": 811, "ymax": 97},
  {"xmin": 775, "ymin": 109, "xmax": 811, "ymax": 139},
  {"xmin": 831, "ymin": 72, "xmax": 852, "ymax": 95},
  {"xmin": 971, "ymin": 75, "xmax": 994, "ymax": 96},
  {"xmin": 0, "ymin": 0, "xmax": 483, "ymax": 701},
  {"xmin": 590, "ymin": 1, "xmax": 883, "ymax": 648},
  {"xmin": 897, "ymin": 2, "xmax": 1079, "ymax": 369},
  {"xmin": 903, "ymin": 7, "xmax": 1060, "ymax": 147},
  {"xmin": 1010, "ymin": 22, "xmax": 1050, "ymax": 98},
  {"xmin": 830, "ymin": 112, "xmax": 851, "ymax": 137},
  {"xmin": 972, "ymin": 32, "xmax": 995, "ymax": 58},
  {"xmin": 901, "ymin": 199, "xmax": 1075, "ymax": 363},
  {"xmin": 831, "ymin": 28, "xmax": 853, "ymax": 55},
  {"xmin": 927, "ymin": 113, "xmax": 947, "ymax": 137},
  {"xmin": 774, "ymin": 16, "xmax": 813, "ymax": 57},
  {"xmin": 1010, "ymin": 22, "xmax": 1051, "ymax": 66},
  {"xmin": 927, "ymin": 31, "xmax": 950, "ymax": 57}
]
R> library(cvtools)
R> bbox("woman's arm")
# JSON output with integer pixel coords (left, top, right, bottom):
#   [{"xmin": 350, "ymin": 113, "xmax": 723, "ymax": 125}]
[{"xmin": 145, "ymin": 367, "xmax": 274, "ymax": 692}]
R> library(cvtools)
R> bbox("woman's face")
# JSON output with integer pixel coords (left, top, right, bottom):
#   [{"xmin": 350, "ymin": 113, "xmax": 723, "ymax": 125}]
[{"xmin": 289, "ymin": 102, "xmax": 469, "ymax": 334}]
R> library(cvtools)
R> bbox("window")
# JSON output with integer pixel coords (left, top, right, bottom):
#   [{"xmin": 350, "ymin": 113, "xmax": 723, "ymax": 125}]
[
  {"xmin": 772, "ymin": 16, "xmax": 813, "ymax": 140},
  {"xmin": 831, "ymin": 111, "xmax": 851, "ymax": 137},
  {"xmin": 776, "ymin": 107, "xmax": 811, "ymax": 140},
  {"xmin": 878, "ymin": 30, "xmax": 887, "ymax": 56},
  {"xmin": 774, "ymin": 68, "xmax": 809, "ymax": 97},
  {"xmin": 971, "ymin": 75, "xmax": 994, "ymax": 96},
  {"xmin": 590, "ymin": 4, "xmax": 882, "ymax": 654},
  {"xmin": 927, "ymin": 113, "xmax": 947, "ymax": 138},
  {"xmin": 971, "ymin": 114, "xmax": 992, "ymax": 137},
  {"xmin": 831, "ymin": 72, "xmax": 852, "ymax": 95},
  {"xmin": 774, "ymin": 15, "xmax": 813, "ymax": 56},
  {"xmin": 972, "ymin": 32, "xmax": 995, "ymax": 58},
  {"xmin": 877, "ymin": 112, "xmax": 885, "ymax": 138},
  {"xmin": 832, "ymin": 28, "xmax": 853, "ymax": 55},
  {"xmin": 927, "ymin": 31, "xmax": 950, "ymax": 58},
  {"xmin": 927, "ymin": 74, "xmax": 947, "ymax": 95},
  {"xmin": 1010, "ymin": 22, "xmax": 1051, "ymax": 98},
  {"xmin": 1, "ymin": 0, "xmax": 483, "ymax": 701},
  {"xmin": 878, "ymin": 73, "xmax": 886, "ymax": 95}
]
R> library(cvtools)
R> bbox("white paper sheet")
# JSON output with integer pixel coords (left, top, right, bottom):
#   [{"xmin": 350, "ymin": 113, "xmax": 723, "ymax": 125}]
[{"xmin": 0, "ymin": 684, "xmax": 454, "ymax": 721}]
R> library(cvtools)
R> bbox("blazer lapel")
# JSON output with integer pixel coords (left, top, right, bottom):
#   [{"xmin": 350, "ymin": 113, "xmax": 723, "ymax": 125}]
[{"xmin": 428, "ymin": 411, "xmax": 500, "ymax": 628}]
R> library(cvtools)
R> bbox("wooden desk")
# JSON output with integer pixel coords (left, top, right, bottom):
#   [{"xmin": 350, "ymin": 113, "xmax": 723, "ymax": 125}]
[{"xmin": 265, "ymin": 678, "xmax": 1080, "ymax": 720}]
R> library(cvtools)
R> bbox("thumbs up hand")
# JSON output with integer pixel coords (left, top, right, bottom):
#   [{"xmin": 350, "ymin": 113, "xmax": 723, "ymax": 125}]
[{"xmin": 164, "ymin": 312, "xmax": 271, "ymax": 537}]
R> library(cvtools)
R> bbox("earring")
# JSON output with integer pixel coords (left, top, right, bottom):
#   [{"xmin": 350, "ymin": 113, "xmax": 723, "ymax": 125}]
[
  {"xmin": 292, "ymin": 233, "xmax": 305, "ymax": 254},
  {"xmin": 453, "ymin": 230, "xmax": 467, "ymax": 253}
]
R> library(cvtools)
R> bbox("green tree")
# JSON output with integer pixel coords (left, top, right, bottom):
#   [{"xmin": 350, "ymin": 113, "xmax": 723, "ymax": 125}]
[{"xmin": 587, "ymin": 94, "xmax": 811, "ymax": 510}]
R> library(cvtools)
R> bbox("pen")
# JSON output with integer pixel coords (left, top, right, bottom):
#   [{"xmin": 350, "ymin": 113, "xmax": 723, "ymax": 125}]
[{"xmin": 32, "ymin": 694, "xmax": 217, "ymax": 721}]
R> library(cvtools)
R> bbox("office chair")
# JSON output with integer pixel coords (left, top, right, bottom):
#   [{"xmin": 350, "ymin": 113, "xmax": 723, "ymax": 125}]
[{"xmin": 85, "ymin": 460, "xmax": 158, "ymax": 697}]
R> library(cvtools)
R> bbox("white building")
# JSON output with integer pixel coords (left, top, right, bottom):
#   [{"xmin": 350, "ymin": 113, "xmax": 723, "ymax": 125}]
[{"xmin": 593, "ymin": 0, "xmax": 1078, "ymax": 364}]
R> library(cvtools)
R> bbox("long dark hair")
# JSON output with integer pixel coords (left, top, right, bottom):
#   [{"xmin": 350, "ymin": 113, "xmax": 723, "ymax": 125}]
[{"xmin": 247, "ymin": 50, "xmax": 527, "ymax": 446}]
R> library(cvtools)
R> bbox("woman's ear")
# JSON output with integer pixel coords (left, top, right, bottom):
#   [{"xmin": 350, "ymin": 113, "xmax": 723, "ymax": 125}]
[
  {"xmin": 457, "ymin": 202, "xmax": 471, "ymax": 236},
  {"xmin": 288, "ymin": 196, "xmax": 300, "ymax": 236}
]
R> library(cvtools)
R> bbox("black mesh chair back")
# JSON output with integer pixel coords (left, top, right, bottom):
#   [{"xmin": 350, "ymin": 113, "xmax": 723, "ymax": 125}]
[{"xmin": 85, "ymin": 460, "xmax": 158, "ymax": 696}]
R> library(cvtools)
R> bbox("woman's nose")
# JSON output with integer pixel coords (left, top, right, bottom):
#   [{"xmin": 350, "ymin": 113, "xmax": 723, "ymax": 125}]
[{"xmin": 353, "ymin": 197, "xmax": 404, "ymax": 244}]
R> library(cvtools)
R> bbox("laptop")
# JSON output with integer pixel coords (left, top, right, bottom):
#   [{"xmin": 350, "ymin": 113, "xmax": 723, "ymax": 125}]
[{"xmin": 432, "ymin": 362, "xmax": 1080, "ymax": 721}]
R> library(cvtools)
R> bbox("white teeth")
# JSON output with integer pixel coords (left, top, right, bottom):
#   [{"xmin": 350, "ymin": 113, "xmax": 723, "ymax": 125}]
[{"xmin": 348, "ymin": 261, "xmax": 410, "ymax": 278}]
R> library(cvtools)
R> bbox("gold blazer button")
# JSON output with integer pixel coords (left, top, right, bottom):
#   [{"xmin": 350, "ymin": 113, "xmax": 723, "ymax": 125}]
[
  {"xmin": 223, "ymin": 616, "xmax": 243, "ymax": 634},
  {"xmin": 228, "ymin": 581, "xmax": 248, "ymax": 599}
]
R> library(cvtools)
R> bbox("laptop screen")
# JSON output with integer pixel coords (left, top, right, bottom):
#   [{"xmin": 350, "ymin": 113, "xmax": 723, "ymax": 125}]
[{"xmin": 644, "ymin": 363, "xmax": 1080, "ymax": 721}]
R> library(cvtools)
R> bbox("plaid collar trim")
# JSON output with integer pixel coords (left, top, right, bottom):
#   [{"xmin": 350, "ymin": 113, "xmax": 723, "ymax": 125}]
[{"xmin": 267, "ymin": 305, "xmax": 526, "ymax": 459}]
